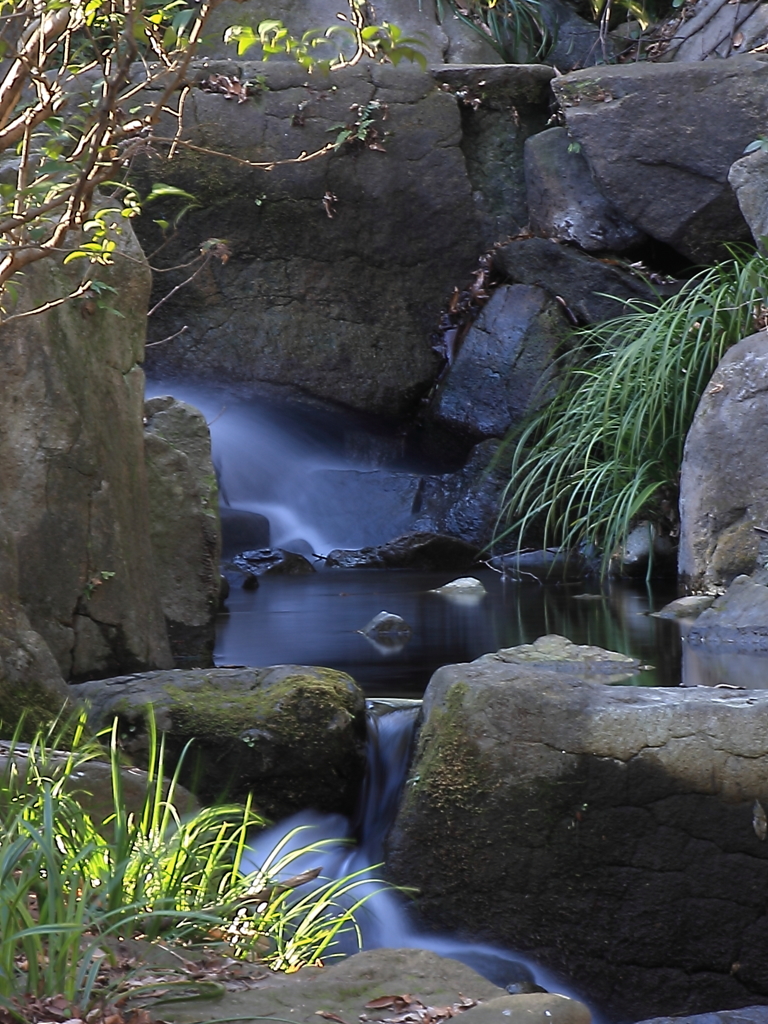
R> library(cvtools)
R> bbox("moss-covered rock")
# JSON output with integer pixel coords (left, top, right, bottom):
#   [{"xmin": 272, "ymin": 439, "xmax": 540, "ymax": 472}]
[
  {"xmin": 73, "ymin": 665, "xmax": 367, "ymax": 817},
  {"xmin": 388, "ymin": 635, "xmax": 768, "ymax": 1021}
]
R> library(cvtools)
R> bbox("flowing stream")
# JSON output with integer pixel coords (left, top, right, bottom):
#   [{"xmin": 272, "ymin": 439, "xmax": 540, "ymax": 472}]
[
  {"xmin": 242, "ymin": 707, "xmax": 582, "ymax": 1001},
  {"xmin": 145, "ymin": 379, "xmax": 759, "ymax": 1016}
]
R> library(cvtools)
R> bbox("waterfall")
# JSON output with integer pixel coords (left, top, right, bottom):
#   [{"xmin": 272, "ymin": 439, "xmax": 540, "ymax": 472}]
[{"xmin": 242, "ymin": 706, "xmax": 578, "ymax": 997}]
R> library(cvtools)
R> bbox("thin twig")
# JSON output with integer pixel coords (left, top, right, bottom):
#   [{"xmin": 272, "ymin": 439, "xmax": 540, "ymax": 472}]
[
  {"xmin": 0, "ymin": 279, "xmax": 91, "ymax": 324},
  {"xmin": 147, "ymin": 254, "xmax": 212, "ymax": 317},
  {"xmin": 146, "ymin": 324, "xmax": 189, "ymax": 347}
]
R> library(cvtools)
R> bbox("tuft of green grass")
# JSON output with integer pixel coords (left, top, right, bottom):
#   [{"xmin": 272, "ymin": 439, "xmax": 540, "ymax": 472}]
[
  {"xmin": 435, "ymin": 0, "xmax": 551, "ymax": 63},
  {"xmin": 0, "ymin": 712, "xmax": 387, "ymax": 1013},
  {"xmin": 496, "ymin": 250, "xmax": 768, "ymax": 574}
]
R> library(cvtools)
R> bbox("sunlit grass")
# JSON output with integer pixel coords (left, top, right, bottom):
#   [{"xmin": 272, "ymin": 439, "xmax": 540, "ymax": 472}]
[{"xmin": 0, "ymin": 712, "xmax": 386, "ymax": 1012}]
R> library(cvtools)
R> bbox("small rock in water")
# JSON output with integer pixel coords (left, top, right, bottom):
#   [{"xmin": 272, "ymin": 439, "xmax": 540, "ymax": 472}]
[
  {"xmin": 360, "ymin": 611, "xmax": 413, "ymax": 639},
  {"xmin": 652, "ymin": 594, "xmax": 715, "ymax": 620},
  {"xmin": 431, "ymin": 577, "xmax": 487, "ymax": 596},
  {"xmin": 233, "ymin": 548, "xmax": 315, "ymax": 576}
]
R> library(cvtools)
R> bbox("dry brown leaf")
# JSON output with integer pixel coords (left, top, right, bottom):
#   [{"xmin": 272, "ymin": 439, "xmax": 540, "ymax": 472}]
[
  {"xmin": 316, "ymin": 1013, "xmax": 350, "ymax": 1024},
  {"xmin": 365, "ymin": 997, "xmax": 415, "ymax": 1010}
]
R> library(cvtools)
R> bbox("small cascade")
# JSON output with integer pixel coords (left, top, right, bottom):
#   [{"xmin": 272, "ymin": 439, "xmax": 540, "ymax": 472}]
[
  {"xmin": 144, "ymin": 380, "xmax": 423, "ymax": 553},
  {"xmin": 242, "ymin": 706, "xmax": 577, "ymax": 997}
]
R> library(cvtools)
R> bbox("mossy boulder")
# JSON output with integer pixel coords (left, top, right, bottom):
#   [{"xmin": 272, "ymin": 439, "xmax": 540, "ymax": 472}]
[
  {"xmin": 73, "ymin": 666, "xmax": 367, "ymax": 817},
  {"xmin": 388, "ymin": 635, "xmax": 768, "ymax": 1021}
]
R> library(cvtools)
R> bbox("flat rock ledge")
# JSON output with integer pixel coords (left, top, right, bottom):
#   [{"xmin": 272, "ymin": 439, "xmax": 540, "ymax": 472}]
[
  {"xmin": 155, "ymin": 948, "xmax": 591, "ymax": 1024},
  {"xmin": 387, "ymin": 635, "xmax": 768, "ymax": 1022}
]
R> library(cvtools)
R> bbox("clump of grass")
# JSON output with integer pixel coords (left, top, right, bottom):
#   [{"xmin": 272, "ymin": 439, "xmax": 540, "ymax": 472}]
[
  {"xmin": 435, "ymin": 0, "xmax": 551, "ymax": 63},
  {"xmin": 497, "ymin": 250, "xmax": 768, "ymax": 574},
  {"xmin": 0, "ymin": 712, "xmax": 385, "ymax": 1014}
]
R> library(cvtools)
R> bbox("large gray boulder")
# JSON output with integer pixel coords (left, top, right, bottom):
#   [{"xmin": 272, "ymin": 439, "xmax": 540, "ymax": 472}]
[
  {"xmin": 0, "ymin": 225, "xmax": 172, "ymax": 681},
  {"xmin": 430, "ymin": 284, "xmax": 569, "ymax": 440},
  {"xmin": 524, "ymin": 126, "xmax": 645, "ymax": 253},
  {"xmin": 492, "ymin": 236, "xmax": 659, "ymax": 326},
  {"xmin": 0, "ymin": 514, "xmax": 70, "ymax": 728},
  {"xmin": 144, "ymin": 396, "xmax": 221, "ymax": 668},
  {"xmin": 74, "ymin": 665, "xmax": 367, "ymax": 817},
  {"xmin": 552, "ymin": 56, "xmax": 768, "ymax": 262},
  {"xmin": 135, "ymin": 61, "xmax": 473, "ymax": 417},
  {"xmin": 729, "ymin": 149, "xmax": 768, "ymax": 250},
  {"xmin": 387, "ymin": 635, "xmax": 768, "ymax": 1021},
  {"xmin": 678, "ymin": 333, "xmax": 768, "ymax": 593},
  {"xmin": 134, "ymin": 61, "xmax": 554, "ymax": 416}
]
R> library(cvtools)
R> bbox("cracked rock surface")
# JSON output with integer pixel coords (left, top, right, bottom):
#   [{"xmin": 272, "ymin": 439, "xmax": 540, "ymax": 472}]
[
  {"xmin": 387, "ymin": 635, "xmax": 768, "ymax": 1022},
  {"xmin": 0, "ymin": 221, "xmax": 171, "ymax": 681},
  {"xmin": 133, "ymin": 61, "xmax": 553, "ymax": 416}
]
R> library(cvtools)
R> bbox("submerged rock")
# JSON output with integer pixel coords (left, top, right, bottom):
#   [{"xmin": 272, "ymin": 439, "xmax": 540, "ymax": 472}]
[
  {"xmin": 654, "ymin": 594, "xmax": 716, "ymax": 621},
  {"xmin": 233, "ymin": 548, "xmax": 315, "ymax": 576},
  {"xmin": 388, "ymin": 634, "xmax": 768, "ymax": 1020},
  {"xmin": 430, "ymin": 577, "xmax": 487, "ymax": 596},
  {"xmin": 74, "ymin": 666, "xmax": 366, "ymax": 816},
  {"xmin": 488, "ymin": 548, "xmax": 591, "ymax": 581},
  {"xmin": 326, "ymin": 533, "xmax": 480, "ymax": 571},
  {"xmin": 360, "ymin": 611, "xmax": 413, "ymax": 639}
]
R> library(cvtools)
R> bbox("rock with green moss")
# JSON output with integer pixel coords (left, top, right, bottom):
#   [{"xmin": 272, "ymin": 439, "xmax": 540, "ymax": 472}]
[
  {"xmin": 73, "ymin": 665, "xmax": 367, "ymax": 816},
  {"xmin": 388, "ymin": 634, "xmax": 768, "ymax": 1022}
]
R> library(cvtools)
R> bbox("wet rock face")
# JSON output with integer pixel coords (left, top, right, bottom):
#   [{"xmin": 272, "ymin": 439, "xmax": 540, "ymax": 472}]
[
  {"xmin": 387, "ymin": 635, "xmax": 768, "ymax": 1021},
  {"xmin": 134, "ymin": 61, "xmax": 555, "ymax": 416},
  {"xmin": 553, "ymin": 56, "xmax": 768, "ymax": 262},
  {"xmin": 135, "ymin": 61, "xmax": 473, "ymax": 418},
  {"xmin": 0, "ymin": 224, "xmax": 172, "ymax": 681},
  {"xmin": 430, "ymin": 284, "xmax": 569, "ymax": 440},
  {"xmin": 144, "ymin": 397, "xmax": 222, "ymax": 668},
  {"xmin": 524, "ymin": 126, "xmax": 645, "ymax": 253},
  {"xmin": 74, "ymin": 665, "xmax": 367, "ymax": 817},
  {"xmin": 678, "ymin": 332, "xmax": 768, "ymax": 592},
  {"xmin": 492, "ymin": 235, "xmax": 658, "ymax": 326}
]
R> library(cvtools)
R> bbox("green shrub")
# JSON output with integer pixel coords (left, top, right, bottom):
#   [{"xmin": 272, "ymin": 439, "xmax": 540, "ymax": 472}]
[{"xmin": 497, "ymin": 251, "xmax": 768, "ymax": 574}]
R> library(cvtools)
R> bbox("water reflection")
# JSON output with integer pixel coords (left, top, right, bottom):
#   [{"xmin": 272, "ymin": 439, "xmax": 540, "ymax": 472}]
[{"xmin": 216, "ymin": 569, "xmax": 682, "ymax": 697}]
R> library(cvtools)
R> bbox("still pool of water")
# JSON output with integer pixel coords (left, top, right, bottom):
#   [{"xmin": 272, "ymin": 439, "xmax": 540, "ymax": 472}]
[{"xmin": 216, "ymin": 568, "xmax": 683, "ymax": 697}]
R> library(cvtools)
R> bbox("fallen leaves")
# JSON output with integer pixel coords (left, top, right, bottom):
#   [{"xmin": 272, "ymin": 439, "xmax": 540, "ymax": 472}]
[
  {"xmin": 199, "ymin": 74, "xmax": 252, "ymax": 103},
  {"xmin": 359, "ymin": 993, "xmax": 478, "ymax": 1024}
]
